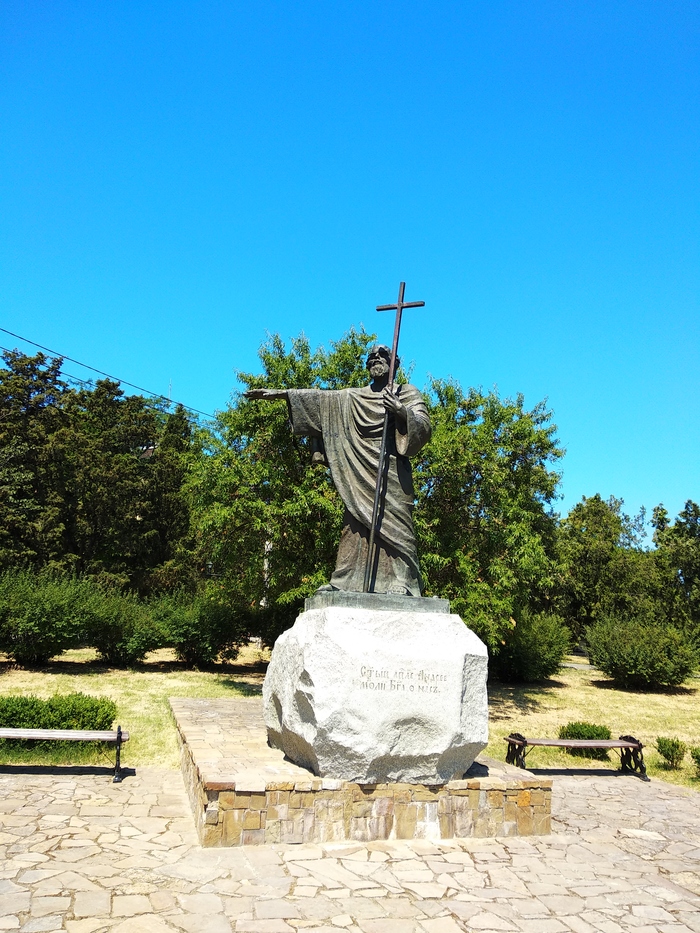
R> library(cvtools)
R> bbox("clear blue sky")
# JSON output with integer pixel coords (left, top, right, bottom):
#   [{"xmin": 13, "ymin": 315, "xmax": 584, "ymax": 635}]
[{"xmin": 1, "ymin": 2, "xmax": 698, "ymax": 524}]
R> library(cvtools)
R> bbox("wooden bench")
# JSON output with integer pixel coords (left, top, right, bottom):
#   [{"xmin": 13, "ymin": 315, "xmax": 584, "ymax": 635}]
[
  {"xmin": 0, "ymin": 725, "xmax": 129, "ymax": 782},
  {"xmin": 505, "ymin": 732, "xmax": 647, "ymax": 778}
]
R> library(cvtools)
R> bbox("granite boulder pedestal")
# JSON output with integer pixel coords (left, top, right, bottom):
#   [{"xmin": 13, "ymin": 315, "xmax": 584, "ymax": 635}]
[{"xmin": 263, "ymin": 592, "xmax": 489, "ymax": 785}]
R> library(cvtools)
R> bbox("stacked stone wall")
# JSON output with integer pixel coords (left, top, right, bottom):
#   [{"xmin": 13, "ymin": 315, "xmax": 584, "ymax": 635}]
[{"xmin": 171, "ymin": 696, "xmax": 551, "ymax": 847}]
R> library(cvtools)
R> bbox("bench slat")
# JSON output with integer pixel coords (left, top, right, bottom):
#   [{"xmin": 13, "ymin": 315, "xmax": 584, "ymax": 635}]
[
  {"xmin": 0, "ymin": 728, "xmax": 129, "ymax": 743},
  {"xmin": 505, "ymin": 738, "xmax": 640, "ymax": 749},
  {"xmin": 505, "ymin": 732, "xmax": 647, "ymax": 778}
]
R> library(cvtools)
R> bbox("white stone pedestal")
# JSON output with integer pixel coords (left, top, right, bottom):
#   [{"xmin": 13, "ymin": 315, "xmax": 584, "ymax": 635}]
[{"xmin": 263, "ymin": 605, "xmax": 488, "ymax": 784}]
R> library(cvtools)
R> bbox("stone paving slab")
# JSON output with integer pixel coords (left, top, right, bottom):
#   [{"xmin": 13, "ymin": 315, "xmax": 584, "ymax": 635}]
[{"xmin": 0, "ymin": 763, "xmax": 699, "ymax": 931}]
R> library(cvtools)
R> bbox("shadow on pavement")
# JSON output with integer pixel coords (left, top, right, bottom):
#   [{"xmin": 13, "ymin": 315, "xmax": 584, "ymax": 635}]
[
  {"xmin": 0, "ymin": 764, "xmax": 137, "ymax": 780},
  {"xmin": 525, "ymin": 766, "xmax": 650, "ymax": 780}
]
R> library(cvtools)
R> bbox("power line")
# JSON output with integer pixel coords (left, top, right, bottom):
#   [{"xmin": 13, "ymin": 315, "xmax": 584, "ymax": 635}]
[
  {"xmin": 0, "ymin": 326, "xmax": 215, "ymax": 419},
  {"xmin": 0, "ymin": 342, "xmax": 195, "ymax": 441},
  {"xmin": 0, "ymin": 343, "xmax": 138, "ymax": 398}
]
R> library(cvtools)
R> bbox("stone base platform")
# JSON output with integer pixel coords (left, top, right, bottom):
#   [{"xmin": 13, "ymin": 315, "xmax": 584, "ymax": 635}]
[
  {"xmin": 171, "ymin": 697, "xmax": 552, "ymax": 847},
  {"xmin": 304, "ymin": 591, "xmax": 450, "ymax": 613}
]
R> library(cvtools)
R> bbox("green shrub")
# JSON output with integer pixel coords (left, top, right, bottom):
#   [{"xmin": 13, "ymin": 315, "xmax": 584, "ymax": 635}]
[
  {"xmin": 0, "ymin": 693, "xmax": 117, "ymax": 750},
  {"xmin": 243, "ymin": 602, "xmax": 299, "ymax": 651},
  {"xmin": 85, "ymin": 589, "xmax": 163, "ymax": 667},
  {"xmin": 491, "ymin": 611, "xmax": 570, "ymax": 683},
  {"xmin": 587, "ymin": 615, "xmax": 698, "ymax": 690},
  {"xmin": 152, "ymin": 587, "xmax": 250, "ymax": 667},
  {"xmin": 655, "ymin": 736, "xmax": 687, "ymax": 769},
  {"xmin": 690, "ymin": 746, "xmax": 700, "ymax": 777},
  {"xmin": 0, "ymin": 570, "xmax": 167, "ymax": 667},
  {"xmin": 559, "ymin": 721, "xmax": 611, "ymax": 760},
  {"xmin": 0, "ymin": 569, "xmax": 257, "ymax": 669},
  {"xmin": 0, "ymin": 572, "xmax": 95, "ymax": 665},
  {"xmin": 150, "ymin": 594, "xmax": 202, "ymax": 664}
]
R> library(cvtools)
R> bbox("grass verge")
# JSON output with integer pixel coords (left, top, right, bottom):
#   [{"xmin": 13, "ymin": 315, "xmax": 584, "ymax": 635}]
[
  {"xmin": 0, "ymin": 646, "xmax": 698, "ymax": 788},
  {"xmin": 487, "ymin": 666, "xmax": 700, "ymax": 787},
  {"xmin": 0, "ymin": 646, "xmax": 267, "ymax": 770}
]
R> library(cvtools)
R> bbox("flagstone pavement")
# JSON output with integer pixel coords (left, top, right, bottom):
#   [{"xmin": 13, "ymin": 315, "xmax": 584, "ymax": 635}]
[{"xmin": 1, "ymin": 764, "xmax": 699, "ymax": 933}]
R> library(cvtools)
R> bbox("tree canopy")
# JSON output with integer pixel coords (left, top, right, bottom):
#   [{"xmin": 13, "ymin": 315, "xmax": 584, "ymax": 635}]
[
  {"xmin": 187, "ymin": 330, "xmax": 374, "ymax": 640},
  {"xmin": 415, "ymin": 379, "xmax": 563, "ymax": 650},
  {"xmin": 0, "ymin": 336, "xmax": 697, "ymax": 678},
  {"xmin": 188, "ymin": 330, "xmax": 564, "ymax": 651},
  {"xmin": 0, "ymin": 351, "xmax": 196, "ymax": 593}
]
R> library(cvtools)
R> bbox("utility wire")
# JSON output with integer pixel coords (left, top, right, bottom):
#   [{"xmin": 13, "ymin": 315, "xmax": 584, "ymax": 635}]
[
  {"xmin": 0, "ymin": 342, "xmax": 192, "ymax": 442},
  {"xmin": 0, "ymin": 343, "xmax": 142, "ymax": 399},
  {"xmin": 0, "ymin": 326, "xmax": 215, "ymax": 419}
]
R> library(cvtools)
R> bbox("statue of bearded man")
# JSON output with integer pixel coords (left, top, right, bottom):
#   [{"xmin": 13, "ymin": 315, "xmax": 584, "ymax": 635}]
[{"xmin": 245, "ymin": 344, "xmax": 431, "ymax": 596}]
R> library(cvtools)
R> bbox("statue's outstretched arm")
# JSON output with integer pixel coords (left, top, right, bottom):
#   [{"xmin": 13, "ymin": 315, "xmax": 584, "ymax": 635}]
[{"xmin": 244, "ymin": 389, "xmax": 289, "ymax": 400}]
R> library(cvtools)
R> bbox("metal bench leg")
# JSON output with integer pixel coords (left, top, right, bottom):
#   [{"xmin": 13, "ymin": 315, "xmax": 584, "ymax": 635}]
[
  {"xmin": 506, "ymin": 733, "xmax": 528, "ymax": 769},
  {"xmin": 619, "ymin": 735, "xmax": 647, "ymax": 777},
  {"xmin": 630, "ymin": 746, "xmax": 646, "ymax": 776},
  {"xmin": 113, "ymin": 725, "xmax": 124, "ymax": 783}
]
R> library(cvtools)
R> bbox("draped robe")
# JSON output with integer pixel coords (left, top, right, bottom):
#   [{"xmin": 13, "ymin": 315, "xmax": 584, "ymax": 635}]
[{"xmin": 286, "ymin": 383, "xmax": 431, "ymax": 595}]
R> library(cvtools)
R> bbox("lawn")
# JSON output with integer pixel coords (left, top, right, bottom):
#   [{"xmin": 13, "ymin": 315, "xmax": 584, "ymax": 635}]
[
  {"xmin": 0, "ymin": 645, "xmax": 267, "ymax": 770},
  {"xmin": 0, "ymin": 647, "xmax": 698, "ymax": 788},
  {"xmin": 486, "ymin": 657, "xmax": 700, "ymax": 788}
]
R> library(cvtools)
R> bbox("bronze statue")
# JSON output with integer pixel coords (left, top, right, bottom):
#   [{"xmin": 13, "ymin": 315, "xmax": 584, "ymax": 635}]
[{"xmin": 245, "ymin": 344, "xmax": 431, "ymax": 596}]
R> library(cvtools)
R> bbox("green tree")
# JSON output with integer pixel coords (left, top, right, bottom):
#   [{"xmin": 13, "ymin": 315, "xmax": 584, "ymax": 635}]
[
  {"xmin": 188, "ymin": 328, "xmax": 376, "ymax": 641},
  {"xmin": 555, "ymin": 494, "xmax": 658, "ymax": 642},
  {"xmin": 192, "ymin": 336, "xmax": 565, "ymax": 653},
  {"xmin": 652, "ymin": 500, "xmax": 700, "ymax": 640},
  {"xmin": 0, "ymin": 351, "xmax": 69, "ymax": 567},
  {"xmin": 59, "ymin": 379, "xmax": 163, "ymax": 587},
  {"xmin": 59, "ymin": 381, "xmax": 198, "ymax": 592},
  {"xmin": 138, "ymin": 405, "xmax": 199, "ymax": 593},
  {"xmin": 0, "ymin": 351, "xmax": 197, "ymax": 592},
  {"xmin": 415, "ymin": 380, "xmax": 564, "ymax": 652}
]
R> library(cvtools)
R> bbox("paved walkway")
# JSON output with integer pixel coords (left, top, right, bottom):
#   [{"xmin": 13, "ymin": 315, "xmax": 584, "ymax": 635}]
[{"xmin": 1, "ymin": 764, "xmax": 699, "ymax": 933}]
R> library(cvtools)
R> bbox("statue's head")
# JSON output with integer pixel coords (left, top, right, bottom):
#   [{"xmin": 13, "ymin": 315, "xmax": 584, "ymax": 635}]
[{"xmin": 366, "ymin": 344, "xmax": 399, "ymax": 375}]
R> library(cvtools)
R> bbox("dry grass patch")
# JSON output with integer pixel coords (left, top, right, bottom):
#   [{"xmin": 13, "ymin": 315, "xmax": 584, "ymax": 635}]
[
  {"xmin": 487, "ymin": 666, "xmax": 700, "ymax": 787},
  {"xmin": 0, "ymin": 644, "xmax": 268, "ymax": 769},
  {"xmin": 0, "ymin": 646, "xmax": 698, "ymax": 788}
]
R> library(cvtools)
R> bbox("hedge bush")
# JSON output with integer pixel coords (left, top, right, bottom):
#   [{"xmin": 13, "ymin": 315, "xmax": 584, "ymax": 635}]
[
  {"xmin": 491, "ymin": 611, "xmax": 570, "ymax": 683},
  {"xmin": 0, "ymin": 572, "xmax": 94, "ymax": 665},
  {"xmin": 690, "ymin": 746, "xmax": 700, "ymax": 777},
  {"xmin": 0, "ymin": 571, "xmax": 164, "ymax": 667},
  {"xmin": 151, "ymin": 586, "xmax": 250, "ymax": 667},
  {"xmin": 655, "ymin": 736, "xmax": 687, "ymax": 769},
  {"xmin": 0, "ymin": 693, "xmax": 117, "ymax": 750},
  {"xmin": 84, "ymin": 589, "xmax": 163, "ymax": 667},
  {"xmin": 559, "ymin": 721, "xmax": 611, "ymax": 760},
  {"xmin": 587, "ymin": 615, "xmax": 698, "ymax": 690}
]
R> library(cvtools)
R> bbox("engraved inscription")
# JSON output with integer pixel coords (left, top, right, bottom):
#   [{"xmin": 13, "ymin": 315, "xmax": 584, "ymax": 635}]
[{"xmin": 359, "ymin": 665, "xmax": 447, "ymax": 694}]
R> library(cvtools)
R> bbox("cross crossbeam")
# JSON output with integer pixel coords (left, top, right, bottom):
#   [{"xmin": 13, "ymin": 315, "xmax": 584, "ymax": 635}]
[{"xmin": 376, "ymin": 282, "xmax": 425, "ymax": 387}]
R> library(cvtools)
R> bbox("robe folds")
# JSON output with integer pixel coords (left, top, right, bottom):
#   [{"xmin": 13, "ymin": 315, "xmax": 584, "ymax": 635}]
[{"xmin": 286, "ymin": 383, "xmax": 431, "ymax": 596}]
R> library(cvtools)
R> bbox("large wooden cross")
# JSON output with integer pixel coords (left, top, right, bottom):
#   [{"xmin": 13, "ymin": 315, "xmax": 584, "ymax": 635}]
[{"xmin": 363, "ymin": 282, "xmax": 425, "ymax": 593}]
